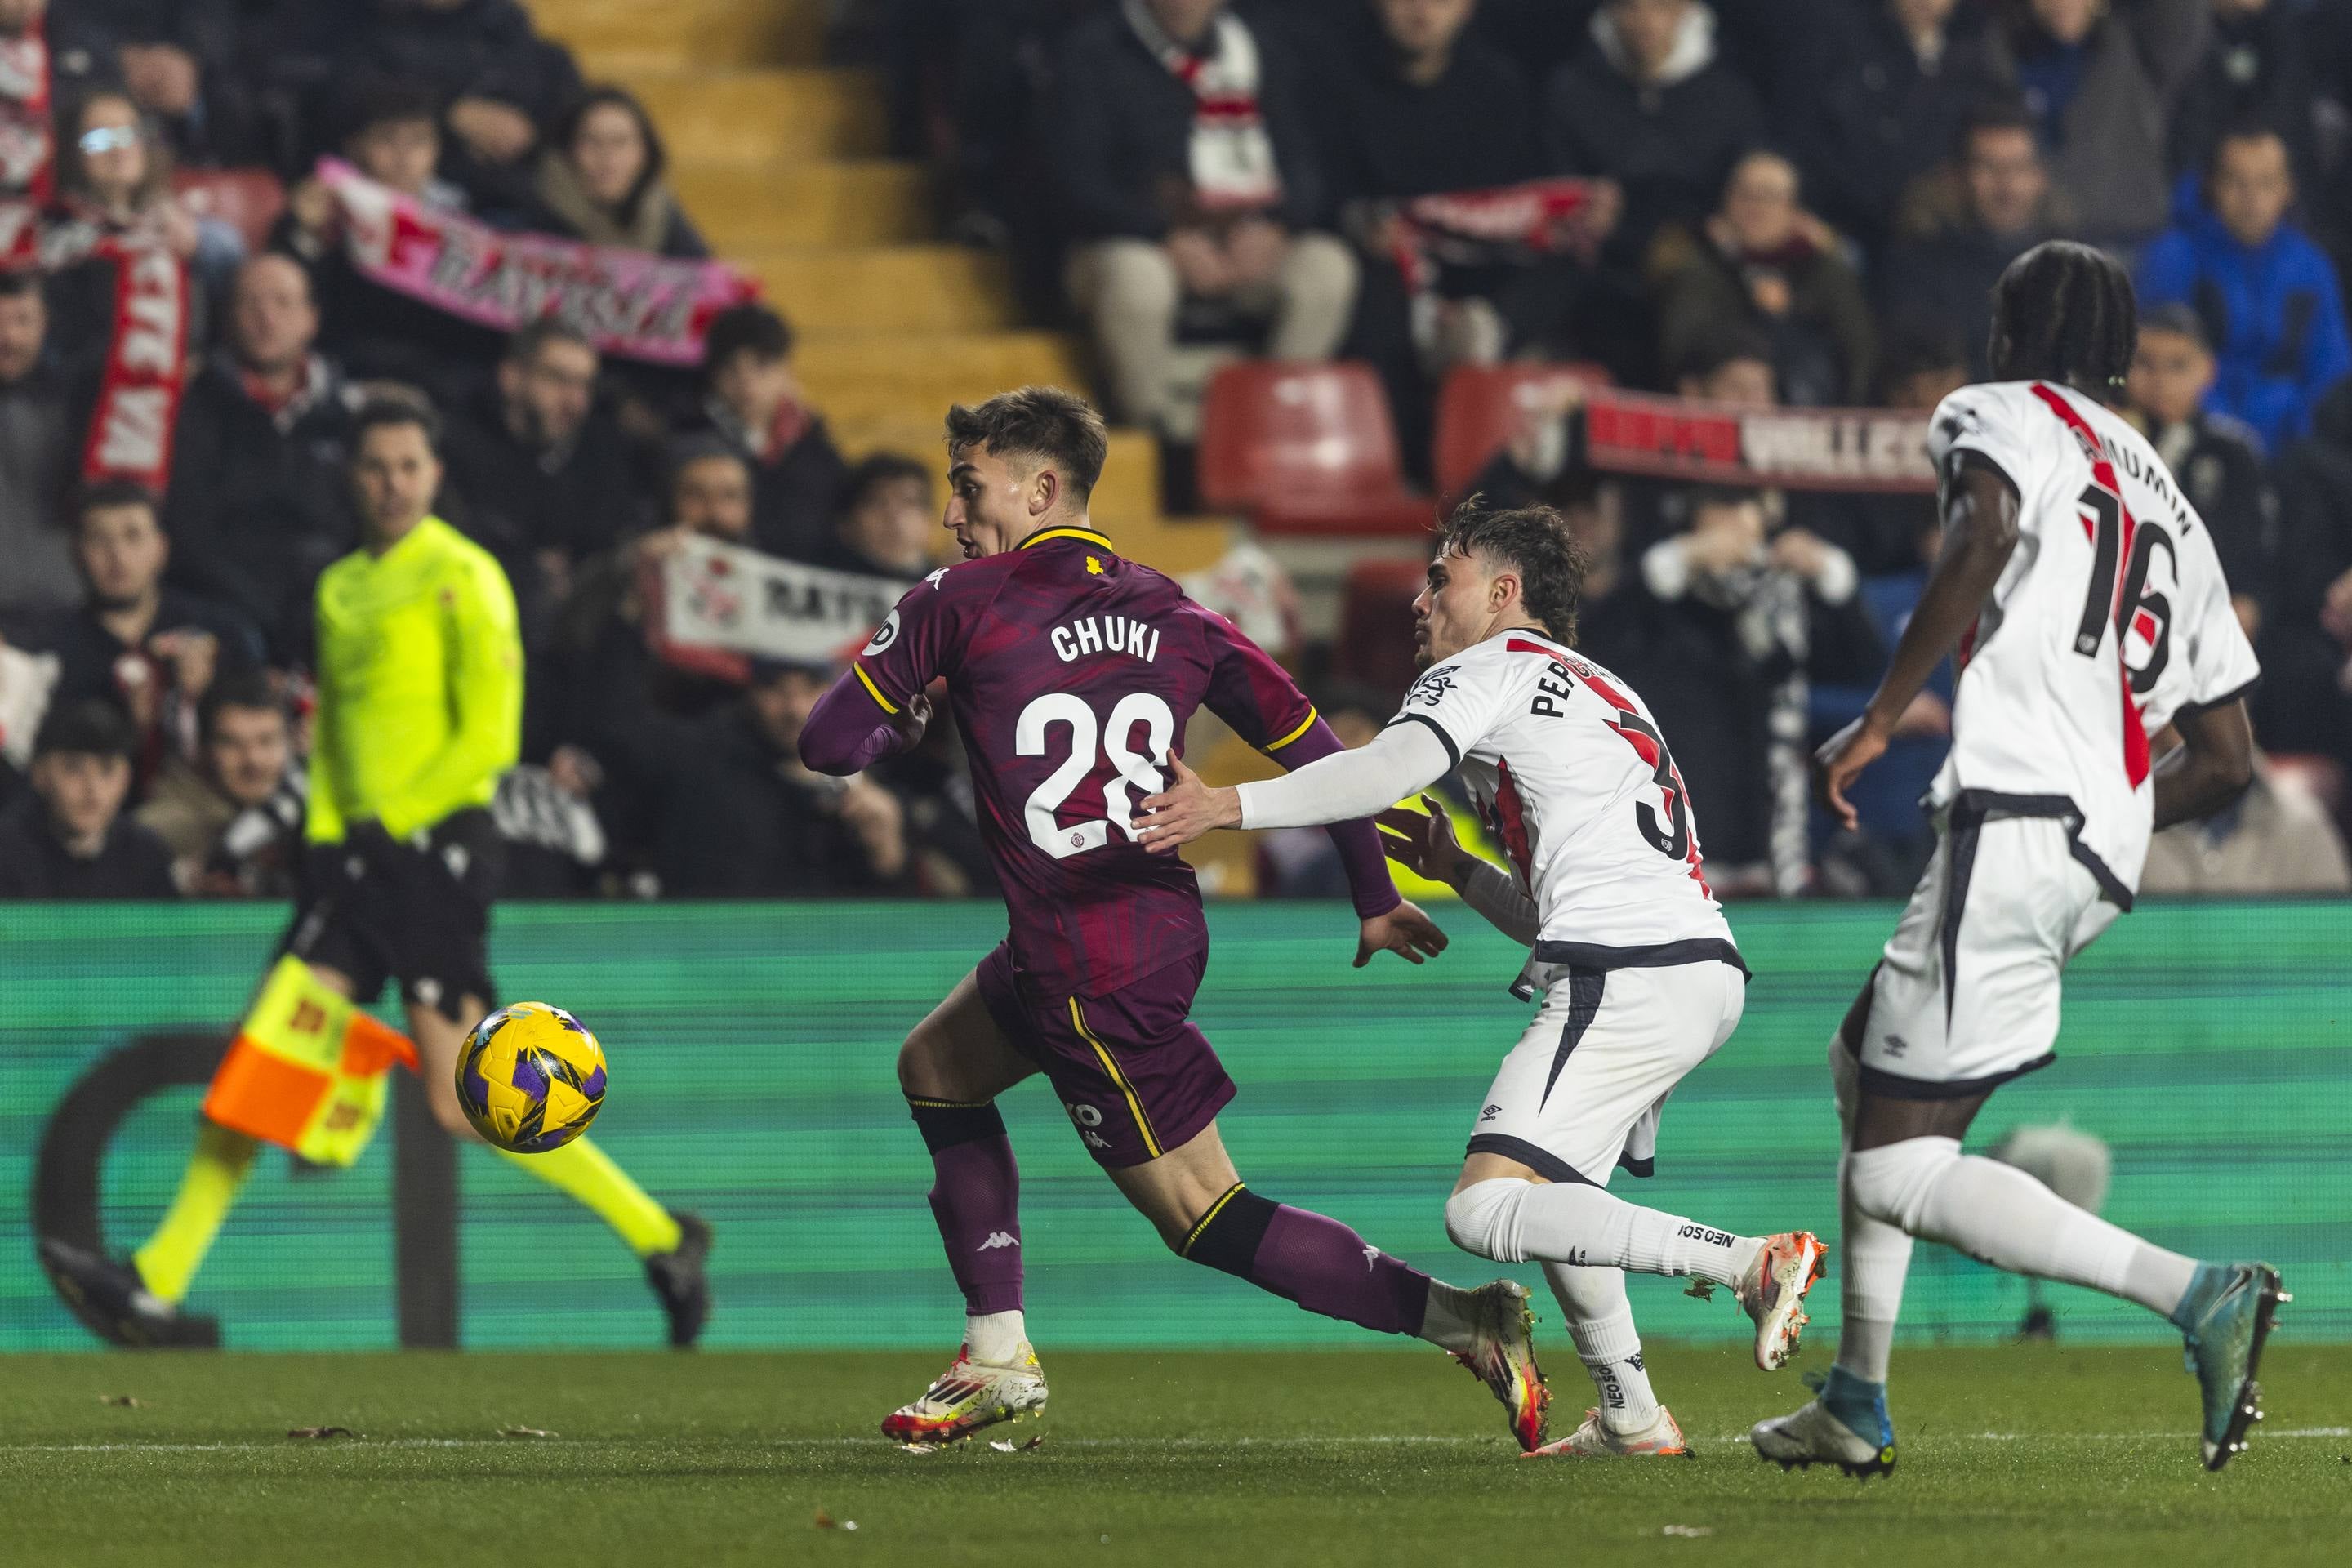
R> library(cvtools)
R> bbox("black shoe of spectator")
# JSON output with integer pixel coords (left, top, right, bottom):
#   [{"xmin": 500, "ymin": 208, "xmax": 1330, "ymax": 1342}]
[
  {"xmin": 644, "ymin": 1211, "xmax": 713, "ymax": 1348},
  {"xmin": 38, "ymin": 1238, "xmax": 221, "ymax": 1349}
]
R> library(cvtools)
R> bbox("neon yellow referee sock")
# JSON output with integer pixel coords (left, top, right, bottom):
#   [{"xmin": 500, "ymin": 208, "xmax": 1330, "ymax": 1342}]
[
  {"xmin": 133, "ymin": 1120, "xmax": 259, "ymax": 1303},
  {"xmin": 494, "ymin": 1137, "xmax": 682, "ymax": 1258}
]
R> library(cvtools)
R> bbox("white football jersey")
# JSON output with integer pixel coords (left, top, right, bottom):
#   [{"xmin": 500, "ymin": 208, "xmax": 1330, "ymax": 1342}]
[
  {"xmin": 1926, "ymin": 381, "xmax": 2261, "ymax": 898},
  {"xmin": 1389, "ymin": 628, "xmax": 1734, "ymax": 954}
]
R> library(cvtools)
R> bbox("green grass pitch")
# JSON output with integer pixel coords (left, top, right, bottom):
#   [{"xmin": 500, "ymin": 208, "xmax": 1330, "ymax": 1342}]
[{"xmin": 7, "ymin": 1344, "xmax": 2348, "ymax": 1566}]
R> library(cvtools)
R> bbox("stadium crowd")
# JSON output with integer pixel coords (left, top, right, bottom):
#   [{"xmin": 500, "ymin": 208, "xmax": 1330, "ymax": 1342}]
[{"xmin": 2, "ymin": 0, "xmax": 2350, "ymax": 904}]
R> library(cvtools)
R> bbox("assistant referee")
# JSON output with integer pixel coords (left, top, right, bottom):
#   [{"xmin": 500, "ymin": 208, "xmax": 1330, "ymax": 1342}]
[{"xmin": 44, "ymin": 399, "xmax": 711, "ymax": 1350}]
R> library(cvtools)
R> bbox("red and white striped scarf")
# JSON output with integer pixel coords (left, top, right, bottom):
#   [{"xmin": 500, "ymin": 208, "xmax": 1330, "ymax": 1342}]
[
  {"xmin": 1122, "ymin": 0, "xmax": 1281, "ymax": 212},
  {"xmin": 0, "ymin": 17, "xmax": 51, "ymax": 268}
]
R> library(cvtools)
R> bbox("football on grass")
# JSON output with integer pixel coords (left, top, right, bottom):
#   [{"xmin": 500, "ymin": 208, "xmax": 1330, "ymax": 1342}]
[{"xmin": 456, "ymin": 1002, "xmax": 608, "ymax": 1152}]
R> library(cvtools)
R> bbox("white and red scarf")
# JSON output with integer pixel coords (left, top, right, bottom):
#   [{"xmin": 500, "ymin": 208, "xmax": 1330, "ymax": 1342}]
[
  {"xmin": 78, "ymin": 235, "xmax": 194, "ymax": 495},
  {"xmin": 0, "ymin": 17, "xmax": 51, "ymax": 268},
  {"xmin": 1388, "ymin": 177, "xmax": 1610, "ymax": 296},
  {"xmin": 1123, "ymin": 0, "xmax": 1281, "ymax": 212}
]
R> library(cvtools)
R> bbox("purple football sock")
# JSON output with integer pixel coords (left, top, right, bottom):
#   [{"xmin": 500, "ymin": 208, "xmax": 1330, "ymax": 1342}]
[
  {"xmin": 1184, "ymin": 1184, "xmax": 1431, "ymax": 1337},
  {"xmin": 910, "ymin": 1100, "xmax": 1023, "ymax": 1316}
]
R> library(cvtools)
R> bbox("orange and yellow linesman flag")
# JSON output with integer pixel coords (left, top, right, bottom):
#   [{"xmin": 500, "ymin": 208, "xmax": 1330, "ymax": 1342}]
[{"xmin": 201, "ymin": 957, "xmax": 418, "ymax": 1167}]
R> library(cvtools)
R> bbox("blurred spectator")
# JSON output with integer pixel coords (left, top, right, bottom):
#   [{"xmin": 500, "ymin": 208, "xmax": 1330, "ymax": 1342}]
[
  {"xmin": 2125, "ymin": 303, "xmax": 2274, "ymax": 635},
  {"xmin": 42, "ymin": 89, "xmax": 240, "ymax": 345},
  {"xmin": 1651, "ymin": 149, "xmax": 1876, "ymax": 406},
  {"xmin": 1633, "ymin": 485, "xmax": 1882, "ymax": 893},
  {"xmin": 818, "ymin": 453, "xmax": 937, "ymax": 579},
  {"xmin": 274, "ymin": 78, "xmax": 492, "ymax": 396},
  {"xmin": 492, "ymin": 754, "xmax": 606, "ymax": 896},
  {"xmin": 529, "ymin": 87, "xmax": 707, "ymax": 258},
  {"xmin": 2141, "ymin": 752, "xmax": 2352, "ymax": 893},
  {"xmin": 163, "ymin": 253, "xmax": 358, "ymax": 660},
  {"xmin": 2167, "ymin": 0, "xmax": 2315, "ymax": 185},
  {"xmin": 539, "ymin": 439, "xmax": 760, "ymax": 831},
  {"xmin": 1321, "ymin": 0, "xmax": 1550, "ymax": 359},
  {"xmin": 1813, "ymin": 333, "xmax": 1969, "ymax": 577},
  {"xmin": 441, "ymin": 318, "xmax": 643, "ymax": 640},
  {"xmin": 688, "ymin": 302, "xmax": 848, "ymax": 561},
  {"xmin": 1057, "ymin": 0, "xmax": 1356, "ymax": 434},
  {"xmin": 82, "ymin": 0, "xmax": 263, "ymax": 166},
  {"xmin": 1542, "ymin": 0, "xmax": 1766, "ymax": 263},
  {"xmin": 1882, "ymin": 101, "xmax": 2067, "ymax": 377},
  {"xmin": 135, "ymin": 670, "xmax": 303, "ymax": 896},
  {"xmin": 334, "ymin": 0, "xmax": 582, "ymax": 204},
  {"xmin": 0, "ymin": 698, "xmax": 176, "ymax": 898},
  {"xmin": 1982, "ymin": 0, "xmax": 2207, "ymax": 243},
  {"xmin": 2137, "ymin": 122, "xmax": 2351, "ymax": 451},
  {"xmin": 2261, "ymin": 427, "xmax": 2352, "ymax": 769},
  {"xmin": 1788, "ymin": 0, "xmax": 1997, "ymax": 256},
  {"xmin": 0, "ymin": 270, "xmax": 80, "ymax": 626},
  {"xmin": 29, "ymin": 483, "xmax": 259, "ymax": 728},
  {"xmin": 653, "ymin": 662, "xmax": 911, "ymax": 896}
]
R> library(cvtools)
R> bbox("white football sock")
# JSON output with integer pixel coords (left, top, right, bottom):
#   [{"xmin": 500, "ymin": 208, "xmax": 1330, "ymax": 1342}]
[
  {"xmin": 1446, "ymin": 1177, "xmax": 1762, "ymax": 1289},
  {"xmin": 1415, "ymin": 1279, "xmax": 1479, "ymax": 1355},
  {"xmin": 1544, "ymin": 1263, "xmax": 1662, "ymax": 1433},
  {"xmin": 964, "ymin": 1309, "xmax": 1027, "ymax": 1364},
  {"xmin": 1832, "ymin": 1148, "xmax": 1911, "ymax": 1384},
  {"xmin": 1850, "ymin": 1137, "xmax": 2198, "ymax": 1317}
]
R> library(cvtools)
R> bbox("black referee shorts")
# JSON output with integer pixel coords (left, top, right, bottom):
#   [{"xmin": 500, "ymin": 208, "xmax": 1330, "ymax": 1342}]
[{"xmin": 280, "ymin": 809, "xmax": 505, "ymax": 1020}]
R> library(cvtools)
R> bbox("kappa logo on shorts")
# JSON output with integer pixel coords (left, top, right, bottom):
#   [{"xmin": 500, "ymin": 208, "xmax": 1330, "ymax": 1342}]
[{"xmin": 1361, "ymin": 1245, "xmax": 1381, "ymax": 1272}]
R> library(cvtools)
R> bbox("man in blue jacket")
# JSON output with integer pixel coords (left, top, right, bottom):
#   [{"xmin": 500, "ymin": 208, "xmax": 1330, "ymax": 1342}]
[{"xmin": 2138, "ymin": 122, "xmax": 2352, "ymax": 451}]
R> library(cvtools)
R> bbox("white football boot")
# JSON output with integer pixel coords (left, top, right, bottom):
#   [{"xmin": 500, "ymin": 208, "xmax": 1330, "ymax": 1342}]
[
  {"xmin": 1524, "ymin": 1405, "xmax": 1693, "ymax": 1459},
  {"xmin": 880, "ymin": 1342, "xmax": 1048, "ymax": 1446}
]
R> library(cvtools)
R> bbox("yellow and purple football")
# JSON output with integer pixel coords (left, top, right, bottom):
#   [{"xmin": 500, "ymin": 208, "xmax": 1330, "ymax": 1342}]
[{"xmin": 455, "ymin": 1002, "xmax": 608, "ymax": 1153}]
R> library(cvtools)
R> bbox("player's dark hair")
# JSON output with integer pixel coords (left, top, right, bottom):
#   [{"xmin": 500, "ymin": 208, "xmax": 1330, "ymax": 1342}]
[
  {"xmin": 1434, "ymin": 495, "xmax": 1589, "ymax": 647},
  {"xmin": 199, "ymin": 670, "xmax": 285, "ymax": 742},
  {"xmin": 505, "ymin": 314, "xmax": 595, "ymax": 368},
  {"xmin": 702, "ymin": 301, "xmax": 793, "ymax": 381},
  {"xmin": 1989, "ymin": 240, "xmax": 2136, "ymax": 399},
  {"xmin": 351, "ymin": 394, "xmax": 444, "ymax": 457},
  {"xmin": 944, "ymin": 386, "xmax": 1108, "ymax": 504},
  {"xmin": 840, "ymin": 450, "xmax": 933, "ymax": 515},
  {"xmin": 76, "ymin": 477, "xmax": 162, "ymax": 524}
]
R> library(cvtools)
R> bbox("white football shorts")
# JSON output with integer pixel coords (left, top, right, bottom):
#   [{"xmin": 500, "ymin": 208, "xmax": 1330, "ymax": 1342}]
[
  {"xmin": 1854, "ymin": 804, "xmax": 2122, "ymax": 1097},
  {"xmin": 1468, "ymin": 947, "xmax": 1746, "ymax": 1186}
]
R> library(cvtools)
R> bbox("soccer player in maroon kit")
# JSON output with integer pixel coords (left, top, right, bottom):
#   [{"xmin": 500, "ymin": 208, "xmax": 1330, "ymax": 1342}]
[{"xmin": 800, "ymin": 388, "xmax": 1549, "ymax": 1449}]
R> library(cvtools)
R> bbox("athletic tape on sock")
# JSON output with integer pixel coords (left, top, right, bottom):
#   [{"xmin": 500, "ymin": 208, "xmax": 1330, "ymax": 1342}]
[
  {"xmin": 907, "ymin": 1097, "xmax": 1009, "ymax": 1155},
  {"xmin": 1180, "ymin": 1183, "xmax": 1279, "ymax": 1276}
]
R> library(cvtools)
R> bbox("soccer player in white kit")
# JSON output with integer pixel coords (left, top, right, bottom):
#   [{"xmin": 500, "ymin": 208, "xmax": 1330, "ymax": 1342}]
[
  {"xmin": 1137, "ymin": 501, "xmax": 1826, "ymax": 1459},
  {"xmin": 1752, "ymin": 242, "xmax": 2287, "ymax": 1478}
]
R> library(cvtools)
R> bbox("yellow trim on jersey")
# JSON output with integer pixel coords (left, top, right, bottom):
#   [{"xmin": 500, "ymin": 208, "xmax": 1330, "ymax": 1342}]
[
  {"xmin": 853, "ymin": 662, "xmax": 901, "ymax": 715},
  {"xmin": 1178, "ymin": 1182, "xmax": 1249, "ymax": 1256},
  {"xmin": 1021, "ymin": 526, "xmax": 1116, "ymax": 552},
  {"xmin": 1069, "ymin": 998, "xmax": 1162, "ymax": 1159},
  {"xmin": 1261, "ymin": 707, "xmax": 1321, "ymax": 754}
]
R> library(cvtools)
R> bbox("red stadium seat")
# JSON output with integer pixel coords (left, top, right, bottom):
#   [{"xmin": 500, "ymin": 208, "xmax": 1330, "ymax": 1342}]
[
  {"xmin": 1332, "ymin": 556, "xmax": 1430, "ymax": 700},
  {"xmin": 1432, "ymin": 361, "xmax": 1613, "ymax": 502},
  {"xmin": 1197, "ymin": 361, "xmax": 1434, "ymax": 537},
  {"xmin": 172, "ymin": 168, "xmax": 287, "ymax": 253}
]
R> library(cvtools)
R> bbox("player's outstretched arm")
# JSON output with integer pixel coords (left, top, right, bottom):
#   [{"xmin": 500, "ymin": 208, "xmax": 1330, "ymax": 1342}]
[
  {"xmin": 1816, "ymin": 452, "xmax": 2020, "ymax": 830},
  {"xmin": 1136, "ymin": 722, "xmax": 1455, "ymax": 849},
  {"xmin": 799, "ymin": 673, "xmax": 931, "ymax": 777},
  {"xmin": 2154, "ymin": 698, "xmax": 2255, "ymax": 829},
  {"xmin": 1379, "ymin": 797, "xmax": 1539, "ymax": 947}
]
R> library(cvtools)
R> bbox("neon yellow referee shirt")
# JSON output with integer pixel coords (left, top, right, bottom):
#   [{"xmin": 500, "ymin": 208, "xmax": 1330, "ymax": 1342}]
[{"xmin": 307, "ymin": 516, "xmax": 522, "ymax": 844}]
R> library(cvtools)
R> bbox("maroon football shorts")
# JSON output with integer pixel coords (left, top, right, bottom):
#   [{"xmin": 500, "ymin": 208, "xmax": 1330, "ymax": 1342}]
[{"xmin": 972, "ymin": 942, "xmax": 1236, "ymax": 1168}]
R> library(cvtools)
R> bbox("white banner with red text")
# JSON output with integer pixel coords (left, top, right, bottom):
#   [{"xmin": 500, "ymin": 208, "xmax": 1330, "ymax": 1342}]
[{"xmin": 647, "ymin": 536, "xmax": 912, "ymax": 684}]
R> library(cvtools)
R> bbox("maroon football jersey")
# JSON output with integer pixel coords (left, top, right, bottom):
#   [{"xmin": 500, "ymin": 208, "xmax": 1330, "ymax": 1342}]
[{"xmin": 853, "ymin": 525, "xmax": 1329, "ymax": 998}]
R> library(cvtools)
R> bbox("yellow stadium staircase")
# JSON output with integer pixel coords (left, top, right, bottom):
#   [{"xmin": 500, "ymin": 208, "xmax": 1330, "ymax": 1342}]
[{"xmin": 530, "ymin": 0, "xmax": 1232, "ymax": 577}]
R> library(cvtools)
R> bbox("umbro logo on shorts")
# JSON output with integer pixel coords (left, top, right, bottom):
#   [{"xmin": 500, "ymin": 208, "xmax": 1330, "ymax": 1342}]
[
  {"xmin": 1883, "ymin": 1034, "xmax": 1909, "ymax": 1056},
  {"xmin": 1479, "ymin": 1104, "xmax": 1501, "ymax": 1121},
  {"xmin": 978, "ymin": 1232, "xmax": 1021, "ymax": 1252}
]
